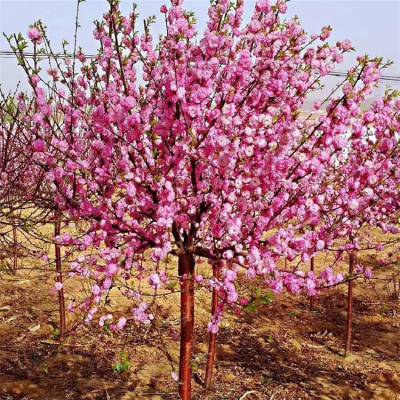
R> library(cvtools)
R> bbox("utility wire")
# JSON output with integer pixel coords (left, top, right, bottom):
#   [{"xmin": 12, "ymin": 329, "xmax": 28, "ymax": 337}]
[
  {"xmin": 0, "ymin": 50, "xmax": 97, "ymax": 59},
  {"xmin": 328, "ymin": 71, "xmax": 400, "ymax": 82},
  {"xmin": 1, "ymin": 50, "xmax": 400, "ymax": 82}
]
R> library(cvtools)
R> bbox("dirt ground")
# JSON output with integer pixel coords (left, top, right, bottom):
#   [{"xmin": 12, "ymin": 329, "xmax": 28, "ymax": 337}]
[{"xmin": 0, "ymin": 254, "xmax": 399, "ymax": 400}]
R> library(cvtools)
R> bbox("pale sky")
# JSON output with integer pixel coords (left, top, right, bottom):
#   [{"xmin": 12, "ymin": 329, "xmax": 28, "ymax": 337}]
[{"xmin": 1, "ymin": 0, "xmax": 399, "ymax": 96}]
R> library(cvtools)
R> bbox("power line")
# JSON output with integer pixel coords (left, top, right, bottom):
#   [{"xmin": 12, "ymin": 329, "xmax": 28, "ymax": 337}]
[
  {"xmin": 1, "ymin": 50, "xmax": 400, "ymax": 82},
  {"xmin": 0, "ymin": 50, "xmax": 97, "ymax": 59},
  {"xmin": 327, "ymin": 71, "xmax": 400, "ymax": 83}
]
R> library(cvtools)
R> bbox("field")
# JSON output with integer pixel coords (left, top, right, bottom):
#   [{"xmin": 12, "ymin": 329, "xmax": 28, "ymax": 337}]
[{"xmin": 0, "ymin": 250, "xmax": 399, "ymax": 400}]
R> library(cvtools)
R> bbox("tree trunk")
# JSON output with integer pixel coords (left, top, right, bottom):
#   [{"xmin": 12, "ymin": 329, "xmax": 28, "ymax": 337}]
[
  {"xmin": 178, "ymin": 252, "xmax": 195, "ymax": 400},
  {"xmin": 345, "ymin": 251, "xmax": 354, "ymax": 356},
  {"xmin": 205, "ymin": 262, "xmax": 221, "ymax": 390},
  {"xmin": 54, "ymin": 217, "xmax": 66, "ymax": 339},
  {"xmin": 12, "ymin": 224, "xmax": 17, "ymax": 275}
]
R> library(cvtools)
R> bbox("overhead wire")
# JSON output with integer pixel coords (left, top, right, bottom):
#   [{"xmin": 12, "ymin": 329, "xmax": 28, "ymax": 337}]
[{"xmin": 0, "ymin": 50, "xmax": 400, "ymax": 82}]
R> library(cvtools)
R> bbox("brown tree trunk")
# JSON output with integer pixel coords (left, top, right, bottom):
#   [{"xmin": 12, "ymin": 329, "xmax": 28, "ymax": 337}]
[
  {"xmin": 345, "ymin": 250, "xmax": 354, "ymax": 356},
  {"xmin": 205, "ymin": 262, "xmax": 222, "ymax": 389},
  {"xmin": 12, "ymin": 224, "xmax": 17, "ymax": 275},
  {"xmin": 54, "ymin": 216, "xmax": 66, "ymax": 339},
  {"xmin": 178, "ymin": 252, "xmax": 195, "ymax": 400}
]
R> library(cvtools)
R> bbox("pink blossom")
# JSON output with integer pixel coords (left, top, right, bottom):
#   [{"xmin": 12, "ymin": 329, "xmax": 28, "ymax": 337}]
[
  {"xmin": 225, "ymin": 270, "xmax": 237, "ymax": 282},
  {"xmin": 364, "ymin": 268, "xmax": 373, "ymax": 279},
  {"xmin": 106, "ymin": 263, "xmax": 119, "ymax": 276},
  {"xmin": 171, "ymin": 372, "xmax": 179, "ymax": 381},
  {"xmin": 99, "ymin": 314, "xmax": 113, "ymax": 327},
  {"xmin": 28, "ymin": 27, "xmax": 43, "ymax": 44},
  {"xmin": 133, "ymin": 303, "xmax": 154, "ymax": 325},
  {"xmin": 223, "ymin": 250, "xmax": 234, "ymax": 260},
  {"xmin": 149, "ymin": 273, "xmax": 162, "ymax": 289},
  {"xmin": 116, "ymin": 317, "xmax": 127, "ymax": 330},
  {"xmin": 92, "ymin": 284, "xmax": 101, "ymax": 296},
  {"xmin": 320, "ymin": 26, "xmax": 332, "ymax": 41},
  {"xmin": 102, "ymin": 36, "xmax": 112, "ymax": 48},
  {"xmin": 348, "ymin": 199, "xmax": 359, "ymax": 211},
  {"xmin": 256, "ymin": 0, "xmax": 271, "ymax": 13},
  {"xmin": 177, "ymin": 87, "xmax": 186, "ymax": 100},
  {"xmin": 31, "ymin": 75, "xmax": 40, "ymax": 87},
  {"xmin": 32, "ymin": 139, "xmax": 47, "ymax": 153},
  {"xmin": 338, "ymin": 39, "xmax": 352, "ymax": 51},
  {"xmin": 208, "ymin": 322, "xmax": 219, "ymax": 334}
]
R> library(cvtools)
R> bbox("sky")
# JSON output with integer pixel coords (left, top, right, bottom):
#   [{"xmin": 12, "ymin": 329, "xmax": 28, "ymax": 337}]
[{"xmin": 0, "ymin": 0, "xmax": 399, "ymax": 97}]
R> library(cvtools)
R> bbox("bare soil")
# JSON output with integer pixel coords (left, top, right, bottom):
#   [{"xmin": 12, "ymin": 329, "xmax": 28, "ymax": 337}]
[{"xmin": 0, "ymin": 258, "xmax": 399, "ymax": 400}]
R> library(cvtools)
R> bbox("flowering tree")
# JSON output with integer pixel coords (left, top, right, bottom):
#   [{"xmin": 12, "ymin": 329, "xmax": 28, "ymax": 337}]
[
  {"xmin": 4, "ymin": 0, "xmax": 400, "ymax": 398},
  {"xmin": 304, "ymin": 89, "xmax": 400, "ymax": 354},
  {"xmin": 0, "ymin": 92, "xmax": 44, "ymax": 274},
  {"xmin": 0, "ymin": 88, "xmax": 71, "ymax": 337}
]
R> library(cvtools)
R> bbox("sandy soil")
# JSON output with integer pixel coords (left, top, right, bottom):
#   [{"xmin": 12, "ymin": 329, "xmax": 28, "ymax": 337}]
[{"xmin": 0, "ymin": 253, "xmax": 399, "ymax": 400}]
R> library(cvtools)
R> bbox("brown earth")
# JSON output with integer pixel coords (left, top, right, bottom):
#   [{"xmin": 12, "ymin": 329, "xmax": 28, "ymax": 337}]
[{"xmin": 0, "ymin": 254, "xmax": 399, "ymax": 400}]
